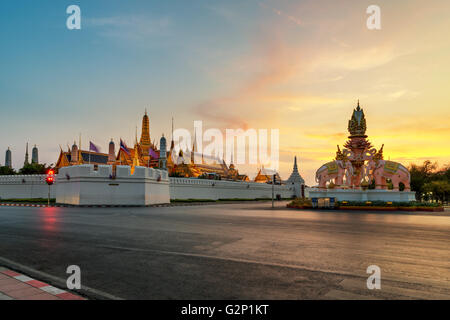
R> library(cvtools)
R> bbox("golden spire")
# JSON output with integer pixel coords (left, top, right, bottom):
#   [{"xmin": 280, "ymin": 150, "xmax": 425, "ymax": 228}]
[
  {"xmin": 170, "ymin": 117, "xmax": 175, "ymax": 150},
  {"xmin": 135, "ymin": 125, "xmax": 138, "ymax": 144},
  {"xmin": 140, "ymin": 111, "xmax": 151, "ymax": 147}
]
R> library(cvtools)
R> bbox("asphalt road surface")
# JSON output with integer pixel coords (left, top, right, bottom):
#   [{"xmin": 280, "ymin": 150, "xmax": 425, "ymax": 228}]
[{"xmin": 0, "ymin": 202, "xmax": 449, "ymax": 299}]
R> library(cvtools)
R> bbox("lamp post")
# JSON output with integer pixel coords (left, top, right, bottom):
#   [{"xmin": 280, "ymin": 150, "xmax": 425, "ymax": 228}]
[
  {"xmin": 45, "ymin": 170, "xmax": 55, "ymax": 207},
  {"xmin": 272, "ymin": 174, "xmax": 275, "ymax": 209}
]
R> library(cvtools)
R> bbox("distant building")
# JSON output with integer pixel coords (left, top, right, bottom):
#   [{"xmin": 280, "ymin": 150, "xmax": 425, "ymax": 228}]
[
  {"xmin": 116, "ymin": 110, "xmax": 160, "ymax": 169},
  {"xmin": 5, "ymin": 148, "xmax": 12, "ymax": 168},
  {"xmin": 159, "ymin": 135, "xmax": 167, "ymax": 170},
  {"xmin": 55, "ymin": 112, "xmax": 161, "ymax": 172},
  {"xmin": 287, "ymin": 156, "xmax": 305, "ymax": 185},
  {"xmin": 254, "ymin": 166, "xmax": 281, "ymax": 184},
  {"xmin": 108, "ymin": 139, "xmax": 116, "ymax": 164},
  {"xmin": 32, "ymin": 145, "xmax": 39, "ymax": 164},
  {"xmin": 54, "ymin": 111, "xmax": 247, "ymax": 180},
  {"xmin": 286, "ymin": 156, "xmax": 305, "ymax": 197},
  {"xmin": 55, "ymin": 142, "xmax": 110, "ymax": 171},
  {"xmin": 24, "ymin": 143, "xmax": 29, "ymax": 166}
]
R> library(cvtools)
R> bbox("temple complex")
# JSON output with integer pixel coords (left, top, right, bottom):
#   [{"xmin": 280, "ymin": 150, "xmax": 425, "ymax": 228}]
[{"xmin": 55, "ymin": 111, "xmax": 249, "ymax": 181}]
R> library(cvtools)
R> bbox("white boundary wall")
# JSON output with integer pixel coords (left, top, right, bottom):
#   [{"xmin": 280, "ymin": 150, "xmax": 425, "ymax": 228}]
[
  {"xmin": 56, "ymin": 165, "xmax": 170, "ymax": 206},
  {"xmin": 169, "ymin": 177, "xmax": 295, "ymax": 200},
  {"xmin": 1, "ymin": 169, "xmax": 297, "ymax": 203},
  {"xmin": 0, "ymin": 175, "xmax": 55, "ymax": 199},
  {"xmin": 307, "ymin": 188, "xmax": 416, "ymax": 202}
]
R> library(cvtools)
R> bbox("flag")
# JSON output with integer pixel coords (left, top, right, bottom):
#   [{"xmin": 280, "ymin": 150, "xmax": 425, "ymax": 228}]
[
  {"xmin": 89, "ymin": 141, "xmax": 101, "ymax": 153},
  {"xmin": 149, "ymin": 147, "xmax": 159, "ymax": 159},
  {"xmin": 120, "ymin": 139, "xmax": 130, "ymax": 155}
]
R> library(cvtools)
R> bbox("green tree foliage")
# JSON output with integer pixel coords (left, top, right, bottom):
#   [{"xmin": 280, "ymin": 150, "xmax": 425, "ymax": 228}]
[
  {"xmin": 19, "ymin": 163, "xmax": 51, "ymax": 175},
  {"xmin": 423, "ymin": 180, "xmax": 450, "ymax": 202},
  {"xmin": 409, "ymin": 161, "xmax": 449, "ymax": 202},
  {"xmin": 409, "ymin": 160, "xmax": 437, "ymax": 199},
  {"xmin": 0, "ymin": 166, "xmax": 16, "ymax": 175}
]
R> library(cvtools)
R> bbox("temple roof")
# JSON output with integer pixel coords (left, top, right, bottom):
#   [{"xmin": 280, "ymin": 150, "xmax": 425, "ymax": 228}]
[{"xmin": 80, "ymin": 151, "xmax": 108, "ymax": 164}]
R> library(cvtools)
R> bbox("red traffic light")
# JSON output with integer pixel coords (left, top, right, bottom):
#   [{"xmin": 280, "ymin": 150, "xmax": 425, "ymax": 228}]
[{"xmin": 46, "ymin": 169, "xmax": 55, "ymax": 185}]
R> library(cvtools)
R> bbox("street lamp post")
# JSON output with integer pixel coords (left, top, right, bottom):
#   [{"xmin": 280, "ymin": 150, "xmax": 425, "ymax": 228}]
[
  {"xmin": 45, "ymin": 170, "xmax": 55, "ymax": 207},
  {"xmin": 272, "ymin": 174, "xmax": 275, "ymax": 209}
]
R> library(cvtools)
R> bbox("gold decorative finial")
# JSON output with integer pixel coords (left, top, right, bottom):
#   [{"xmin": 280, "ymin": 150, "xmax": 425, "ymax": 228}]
[
  {"xmin": 335, "ymin": 145, "xmax": 348, "ymax": 161},
  {"xmin": 373, "ymin": 144, "xmax": 384, "ymax": 161},
  {"xmin": 348, "ymin": 101, "xmax": 367, "ymax": 137}
]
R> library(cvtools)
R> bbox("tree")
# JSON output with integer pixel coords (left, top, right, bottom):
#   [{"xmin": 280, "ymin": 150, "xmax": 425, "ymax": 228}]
[
  {"xmin": 423, "ymin": 180, "xmax": 450, "ymax": 203},
  {"xmin": 0, "ymin": 166, "xmax": 15, "ymax": 175},
  {"xmin": 19, "ymin": 163, "xmax": 51, "ymax": 175},
  {"xmin": 409, "ymin": 160, "xmax": 438, "ymax": 200}
]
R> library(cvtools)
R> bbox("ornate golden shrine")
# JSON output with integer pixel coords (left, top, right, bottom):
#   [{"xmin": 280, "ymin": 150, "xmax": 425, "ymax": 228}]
[{"xmin": 55, "ymin": 112, "xmax": 249, "ymax": 181}]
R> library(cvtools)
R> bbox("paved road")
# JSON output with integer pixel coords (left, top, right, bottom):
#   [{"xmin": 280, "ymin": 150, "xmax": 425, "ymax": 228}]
[{"xmin": 0, "ymin": 202, "xmax": 449, "ymax": 299}]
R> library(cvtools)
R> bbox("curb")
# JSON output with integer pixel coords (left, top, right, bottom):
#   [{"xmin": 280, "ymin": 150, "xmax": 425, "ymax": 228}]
[
  {"xmin": 0, "ymin": 268, "xmax": 86, "ymax": 300},
  {"xmin": 0, "ymin": 203, "xmax": 51, "ymax": 207},
  {"xmin": 1, "ymin": 200, "xmax": 283, "ymax": 208}
]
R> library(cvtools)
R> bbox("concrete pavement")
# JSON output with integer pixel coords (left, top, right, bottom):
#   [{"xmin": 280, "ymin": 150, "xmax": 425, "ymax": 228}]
[{"xmin": 0, "ymin": 202, "xmax": 449, "ymax": 299}]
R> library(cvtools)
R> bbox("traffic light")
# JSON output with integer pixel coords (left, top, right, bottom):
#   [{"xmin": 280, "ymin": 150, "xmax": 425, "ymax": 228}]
[{"xmin": 46, "ymin": 169, "xmax": 55, "ymax": 186}]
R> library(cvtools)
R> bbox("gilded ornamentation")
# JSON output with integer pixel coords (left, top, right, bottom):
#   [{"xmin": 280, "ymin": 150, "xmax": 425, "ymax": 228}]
[
  {"xmin": 315, "ymin": 101, "xmax": 411, "ymax": 190},
  {"xmin": 347, "ymin": 101, "xmax": 367, "ymax": 137}
]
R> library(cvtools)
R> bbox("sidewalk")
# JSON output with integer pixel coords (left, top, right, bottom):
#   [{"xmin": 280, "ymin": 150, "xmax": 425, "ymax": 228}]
[{"xmin": 0, "ymin": 267, "xmax": 86, "ymax": 300}]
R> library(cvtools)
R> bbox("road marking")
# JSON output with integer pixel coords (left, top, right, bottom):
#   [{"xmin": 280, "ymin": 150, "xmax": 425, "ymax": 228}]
[
  {"xmin": 41, "ymin": 285, "xmax": 66, "ymax": 295},
  {"xmin": 340, "ymin": 278, "xmax": 450, "ymax": 300},
  {"xmin": 14, "ymin": 275, "xmax": 34, "ymax": 282}
]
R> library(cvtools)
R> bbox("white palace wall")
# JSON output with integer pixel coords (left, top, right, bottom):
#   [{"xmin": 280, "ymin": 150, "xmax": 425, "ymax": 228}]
[
  {"xmin": 56, "ymin": 165, "xmax": 170, "ymax": 206},
  {"xmin": 169, "ymin": 177, "xmax": 296, "ymax": 200},
  {"xmin": 1, "ymin": 166, "xmax": 297, "ymax": 205},
  {"xmin": 0, "ymin": 174, "xmax": 55, "ymax": 199}
]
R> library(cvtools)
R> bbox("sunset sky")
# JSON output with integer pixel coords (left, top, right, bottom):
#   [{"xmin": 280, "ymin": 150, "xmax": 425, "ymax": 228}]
[{"xmin": 1, "ymin": 0, "xmax": 449, "ymax": 184}]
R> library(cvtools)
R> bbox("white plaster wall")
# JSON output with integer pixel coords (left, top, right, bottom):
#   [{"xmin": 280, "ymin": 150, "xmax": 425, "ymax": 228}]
[
  {"xmin": 0, "ymin": 175, "xmax": 56, "ymax": 199},
  {"xmin": 169, "ymin": 178, "xmax": 295, "ymax": 200},
  {"xmin": 56, "ymin": 165, "xmax": 170, "ymax": 206},
  {"xmin": 307, "ymin": 188, "xmax": 416, "ymax": 202},
  {"xmin": 1, "ymin": 168, "xmax": 295, "ymax": 203}
]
